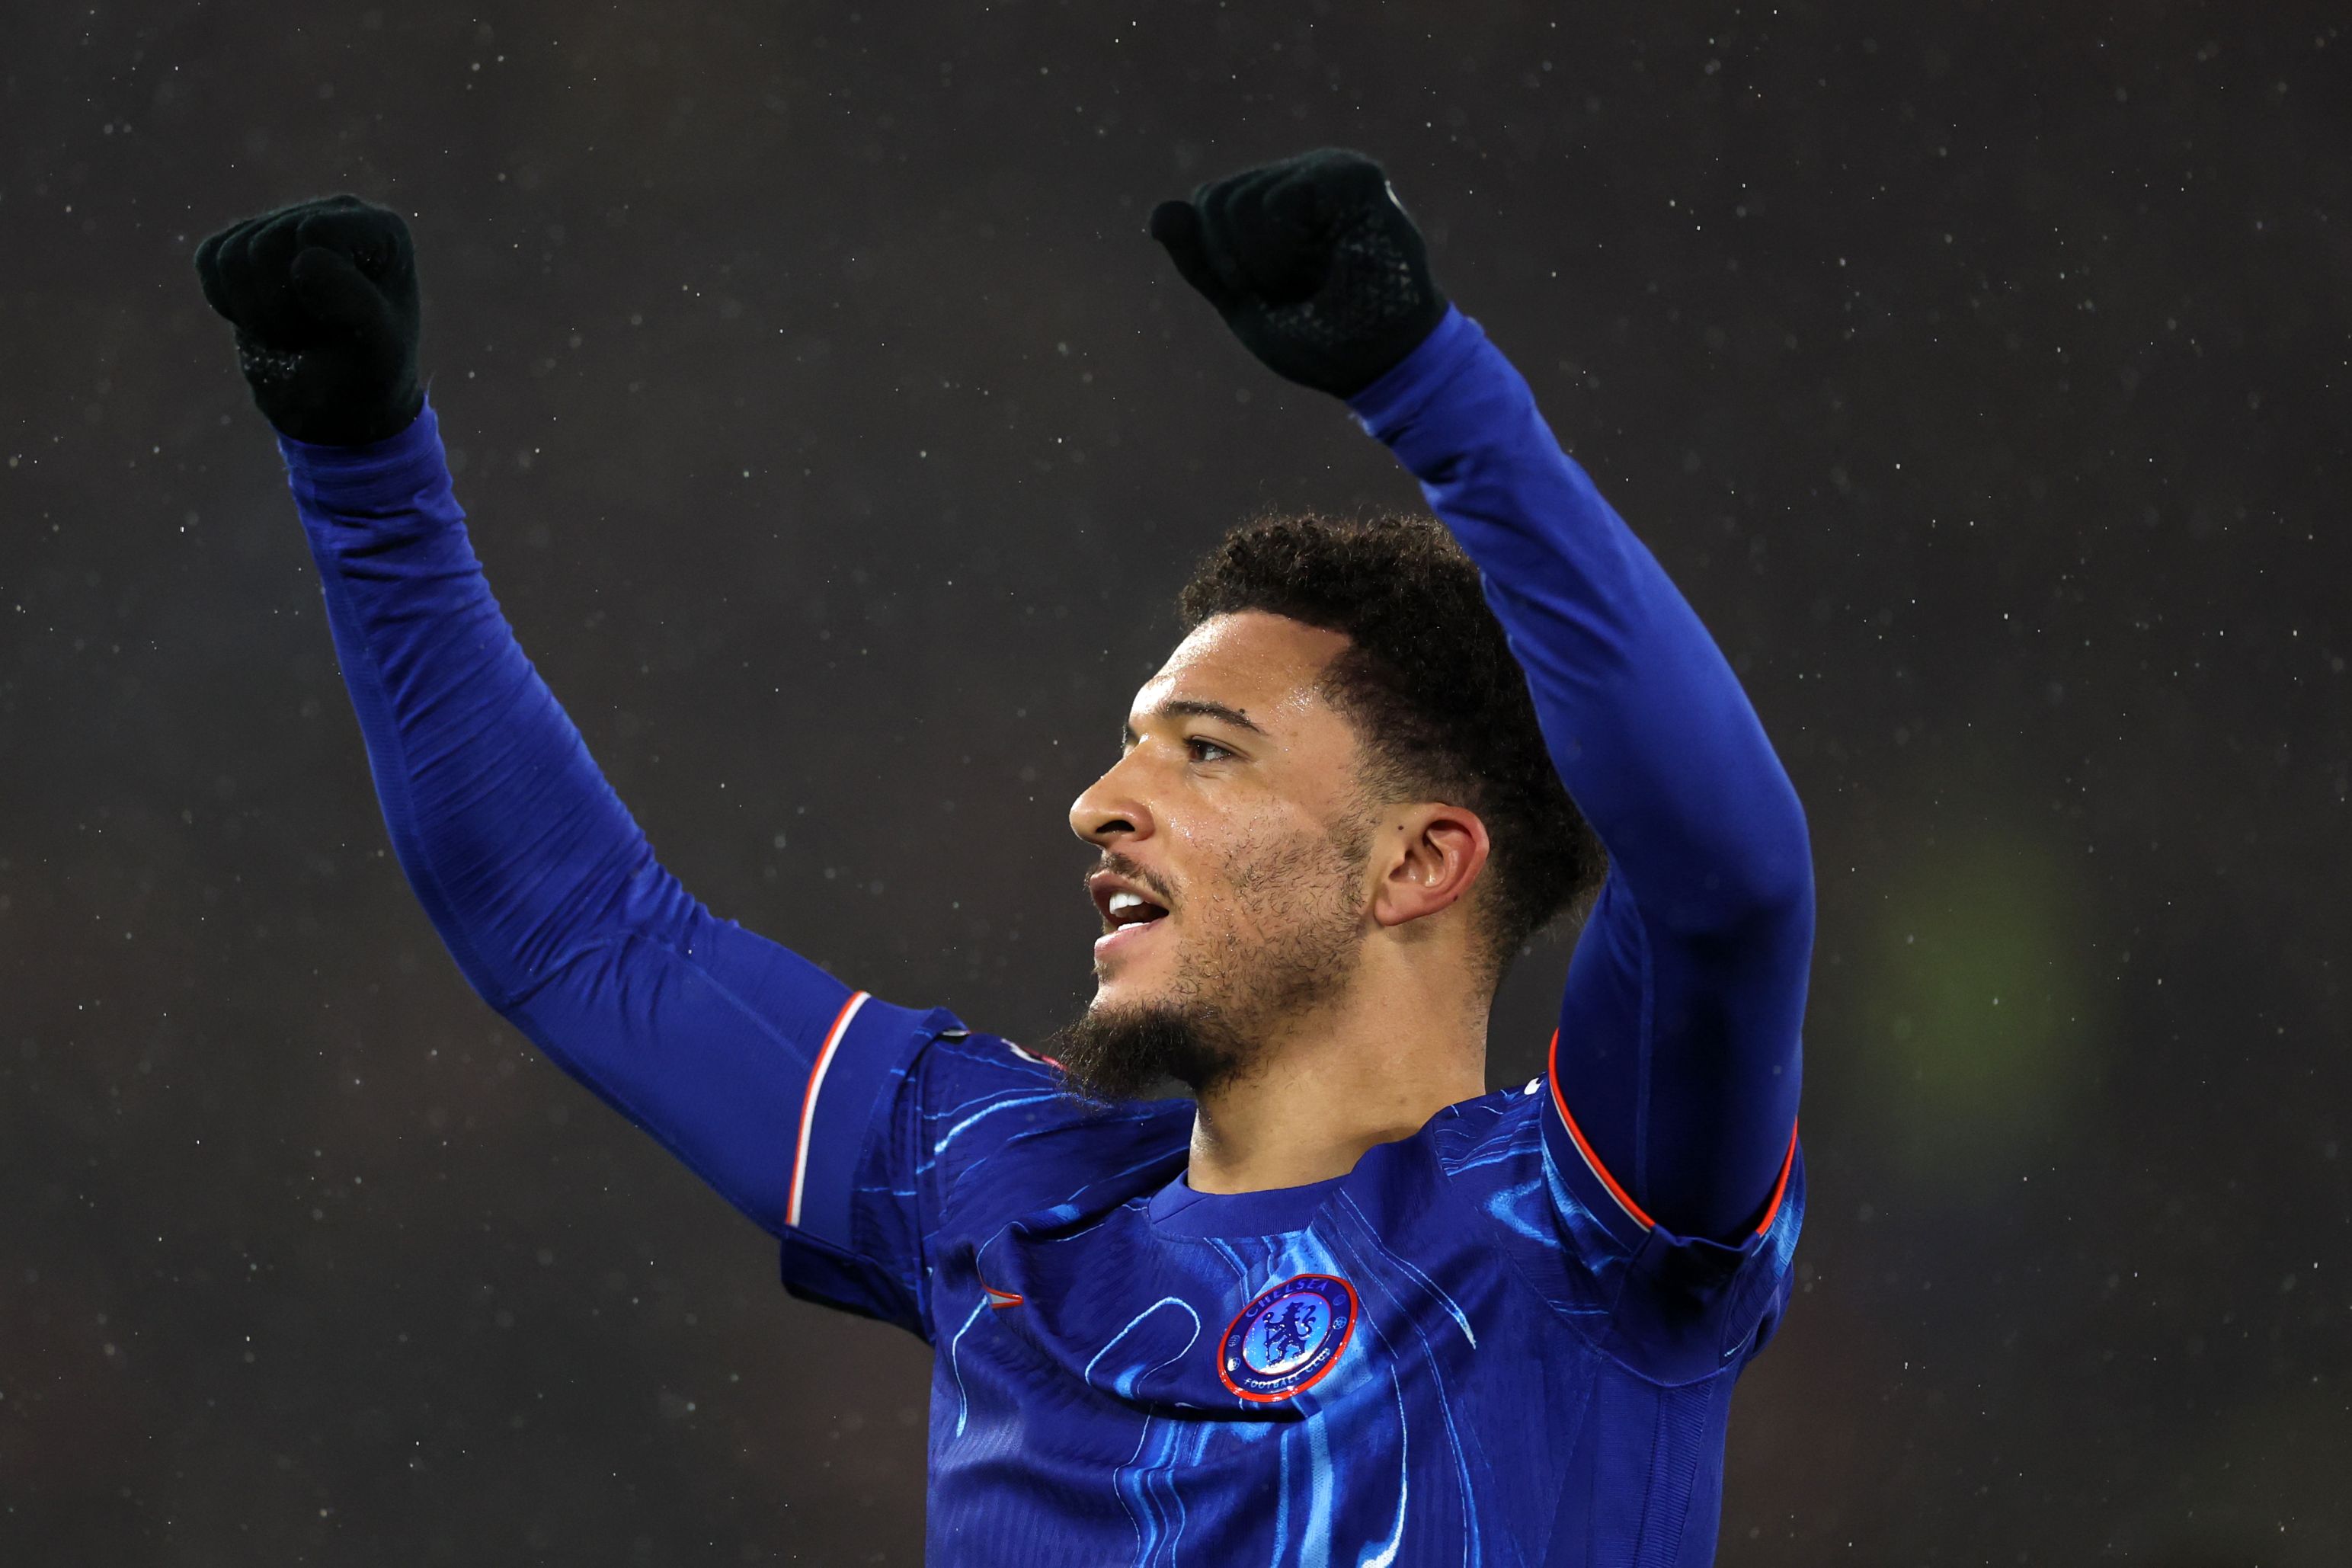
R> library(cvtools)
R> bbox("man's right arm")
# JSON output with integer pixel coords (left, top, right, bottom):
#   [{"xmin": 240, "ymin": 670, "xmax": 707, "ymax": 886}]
[
  {"xmin": 278, "ymin": 394, "xmax": 950, "ymax": 1320},
  {"xmin": 200, "ymin": 197, "xmax": 1118, "ymax": 1338}
]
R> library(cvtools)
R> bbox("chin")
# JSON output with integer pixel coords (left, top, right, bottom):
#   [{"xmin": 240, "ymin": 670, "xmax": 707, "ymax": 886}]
[
  {"xmin": 1086, "ymin": 974, "xmax": 1163, "ymax": 1021},
  {"xmin": 1090, "ymin": 964, "xmax": 1227, "ymax": 1039},
  {"xmin": 1090, "ymin": 946, "xmax": 1176, "ymax": 1005}
]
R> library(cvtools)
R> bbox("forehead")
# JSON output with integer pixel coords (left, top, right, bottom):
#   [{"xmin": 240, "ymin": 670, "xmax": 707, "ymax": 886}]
[{"xmin": 1131, "ymin": 611, "xmax": 1352, "ymax": 731}]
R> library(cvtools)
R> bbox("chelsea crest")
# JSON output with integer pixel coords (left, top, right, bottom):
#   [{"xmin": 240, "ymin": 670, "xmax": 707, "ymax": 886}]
[{"xmin": 1217, "ymin": 1273, "xmax": 1358, "ymax": 1403}]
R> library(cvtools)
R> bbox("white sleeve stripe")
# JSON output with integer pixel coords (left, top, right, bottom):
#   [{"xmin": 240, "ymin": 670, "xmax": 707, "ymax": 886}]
[{"xmin": 785, "ymin": 990, "xmax": 872, "ymax": 1230}]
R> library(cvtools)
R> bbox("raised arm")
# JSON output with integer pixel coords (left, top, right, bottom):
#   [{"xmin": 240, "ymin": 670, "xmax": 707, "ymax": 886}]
[
  {"xmin": 1349, "ymin": 309, "xmax": 1810, "ymax": 1243},
  {"xmin": 1151, "ymin": 152, "xmax": 1811, "ymax": 1243},
  {"xmin": 191, "ymin": 199, "xmax": 950, "ymax": 1314},
  {"xmin": 274, "ymin": 396, "xmax": 937, "ymax": 1237}
]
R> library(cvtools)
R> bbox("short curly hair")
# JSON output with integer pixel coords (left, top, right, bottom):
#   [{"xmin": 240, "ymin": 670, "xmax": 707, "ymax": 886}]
[{"xmin": 1176, "ymin": 512, "xmax": 1606, "ymax": 984}]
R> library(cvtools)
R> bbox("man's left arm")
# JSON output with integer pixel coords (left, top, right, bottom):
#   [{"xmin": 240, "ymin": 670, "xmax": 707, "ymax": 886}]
[
  {"xmin": 1150, "ymin": 150, "xmax": 1811, "ymax": 1246},
  {"xmin": 1349, "ymin": 307, "xmax": 1811, "ymax": 1246}
]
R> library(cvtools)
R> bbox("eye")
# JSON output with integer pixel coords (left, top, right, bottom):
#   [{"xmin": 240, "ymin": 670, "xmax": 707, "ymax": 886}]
[{"xmin": 1186, "ymin": 736, "xmax": 1234, "ymax": 763}]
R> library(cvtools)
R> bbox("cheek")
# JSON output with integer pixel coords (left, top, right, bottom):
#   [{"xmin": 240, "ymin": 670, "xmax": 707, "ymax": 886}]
[
  {"xmin": 1162, "ymin": 789, "xmax": 1246, "ymax": 851},
  {"xmin": 1189, "ymin": 808, "xmax": 1342, "ymax": 918},
  {"xmin": 1170, "ymin": 797, "xmax": 1272, "ymax": 879}
]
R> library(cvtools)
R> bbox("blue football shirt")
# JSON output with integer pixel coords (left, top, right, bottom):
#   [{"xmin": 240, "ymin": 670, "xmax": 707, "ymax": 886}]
[{"xmin": 779, "ymin": 1002, "xmax": 1800, "ymax": 1566}]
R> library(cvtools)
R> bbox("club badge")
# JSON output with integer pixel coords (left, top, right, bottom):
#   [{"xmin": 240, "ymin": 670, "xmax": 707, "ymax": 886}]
[{"xmin": 1217, "ymin": 1273, "xmax": 1358, "ymax": 1403}]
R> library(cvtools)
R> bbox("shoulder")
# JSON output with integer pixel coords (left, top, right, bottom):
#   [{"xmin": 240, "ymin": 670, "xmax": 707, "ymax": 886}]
[
  {"xmin": 1417, "ymin": 1080, "xmax": 1809, "ymax": 1382},
  {"xmin": 1426, "ymin": 1076, "xmax": 1554, "ymax": 1181},
  {"xmin": 911, "ymin": 1029, "xmax": 1192, "ymax": 1224},
  {"xmin": 1422, "ymin": 1078, "xmax": 1647, "ymax": 1288}
]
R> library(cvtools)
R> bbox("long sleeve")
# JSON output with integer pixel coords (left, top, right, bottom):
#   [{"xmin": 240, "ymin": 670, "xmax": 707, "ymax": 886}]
[
  {"xmin": 1349, "ymin": 308, "xmax": 1813, "ymax": 1243},
  {"xmin": 275, "ymin": 395, "xmax": 948, "ymax": 1299}
]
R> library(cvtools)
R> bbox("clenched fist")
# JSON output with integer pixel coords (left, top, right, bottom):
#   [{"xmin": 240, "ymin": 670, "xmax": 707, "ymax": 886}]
[
  {"xmin": 194, "ymin": 194, "xmax": 424, "ymax": 446},
  {"xmin": 1149, "ymin": 149, "xmax": 1448, "ymax": 399}
]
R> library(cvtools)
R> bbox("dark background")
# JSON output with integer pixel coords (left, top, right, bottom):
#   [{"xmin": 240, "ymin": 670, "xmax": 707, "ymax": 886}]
[{"xmin": 5, "ymin": 2, "xmax": 2347, "ymax": 1562}]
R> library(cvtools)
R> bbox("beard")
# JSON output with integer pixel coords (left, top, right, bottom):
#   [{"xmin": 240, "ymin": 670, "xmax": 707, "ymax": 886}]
[
  {"xmin": 1043, "ymin": 1000, "xmax": 1245, "ymax": 1106},
  {"xmin": 1045, "ymin": 811, "xmax": 1371, "ymax": 1107}
]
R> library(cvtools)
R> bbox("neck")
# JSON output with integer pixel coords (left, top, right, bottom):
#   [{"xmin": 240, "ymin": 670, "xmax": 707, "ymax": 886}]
[{"xmin": 1183, "ymin": 957, "xmax": 1489, "ymax": 1195}]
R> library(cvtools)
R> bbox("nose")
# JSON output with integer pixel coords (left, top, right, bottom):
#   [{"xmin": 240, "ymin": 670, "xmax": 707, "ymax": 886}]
[{"xmin": 1069, "ymin": 751, "xmax": 1153, "ymax": 849}]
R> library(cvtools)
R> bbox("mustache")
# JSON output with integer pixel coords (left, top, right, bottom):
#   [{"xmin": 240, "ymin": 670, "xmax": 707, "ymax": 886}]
[{"xmin": 1086, "ymin": 850, "xmax": 1179, "ymax": 910}]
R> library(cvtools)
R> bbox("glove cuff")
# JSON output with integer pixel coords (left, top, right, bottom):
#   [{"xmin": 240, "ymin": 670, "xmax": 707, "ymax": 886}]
[
  {"xmin": 277, "ymin": 386, "xmax": 441, "ymax": 490},
  {"xmin": 1345, "ymin": 305, "xmax": 1484, "ymax": 440}
]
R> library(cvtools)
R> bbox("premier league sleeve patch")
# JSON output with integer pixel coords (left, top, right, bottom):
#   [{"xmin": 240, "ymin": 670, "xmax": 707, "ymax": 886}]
[{"xmin": 1217, "ymin": 1274, "xmax": 1358, "ymax": 1403}]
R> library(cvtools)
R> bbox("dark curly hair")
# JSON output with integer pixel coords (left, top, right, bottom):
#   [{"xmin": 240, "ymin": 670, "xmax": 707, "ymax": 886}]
[{"xmin": 1176, "ymin": 512, "xmax": 1607, "ymax": 984}]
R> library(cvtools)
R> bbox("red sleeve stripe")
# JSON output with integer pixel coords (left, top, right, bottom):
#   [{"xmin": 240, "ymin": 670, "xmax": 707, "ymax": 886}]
[
  {"xmin": 785, "ymin": 990, "xmax": 872, "ymax": 1230},
  {"xmin": 1545, "ymin": 1029, "xmax": 1656, "ymax": 1233},
  {"xmin": 1752, "ymin": 1117, "xmax": 1799, "ymax": 1238},
  {"xmin": 1546, "ymin": 1029, "xmax": 1801, "ymax": 1240}
]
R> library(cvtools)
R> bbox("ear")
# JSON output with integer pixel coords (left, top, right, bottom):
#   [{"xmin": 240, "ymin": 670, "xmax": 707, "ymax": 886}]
[{"xmin": 1369, "ymin": 802, "xmax": 1491, "ymax": 930}]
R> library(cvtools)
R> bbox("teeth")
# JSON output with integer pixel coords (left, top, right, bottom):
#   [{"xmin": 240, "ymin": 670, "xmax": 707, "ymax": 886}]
[{"xmin": 1107, "ymin": 891, "xmax": 1147, "ymax": 916}]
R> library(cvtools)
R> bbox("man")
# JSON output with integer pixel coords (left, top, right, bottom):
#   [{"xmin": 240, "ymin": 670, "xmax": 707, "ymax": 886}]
[{"xmin": 195, "ymin": 149, "xmax": 1812, "ymax": 1565}]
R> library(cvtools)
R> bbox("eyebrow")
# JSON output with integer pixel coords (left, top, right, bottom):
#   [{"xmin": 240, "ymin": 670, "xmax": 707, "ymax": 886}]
[{"xmin": 1121, "ymin": 698, "xmax": 1269, "ymax": 747}]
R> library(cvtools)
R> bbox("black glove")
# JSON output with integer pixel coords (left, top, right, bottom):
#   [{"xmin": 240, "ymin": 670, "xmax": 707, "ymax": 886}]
[
  {"xmin": 1148, "ymin": 148, "xmax": 1448, "ymax": 399},
  {"xmin": 193, "ymin": 194, "xmax": 424, "ymax": 446}
]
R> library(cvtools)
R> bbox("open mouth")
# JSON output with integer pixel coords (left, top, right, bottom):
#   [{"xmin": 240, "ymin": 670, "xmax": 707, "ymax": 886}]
[
  {"xmin": 1101, "ymin": 888, "xmax": 1170, "ymax": 933},
  {"xmin": 1089, "ymin": 870, "xmax": 1173, "ymax": 958}
]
